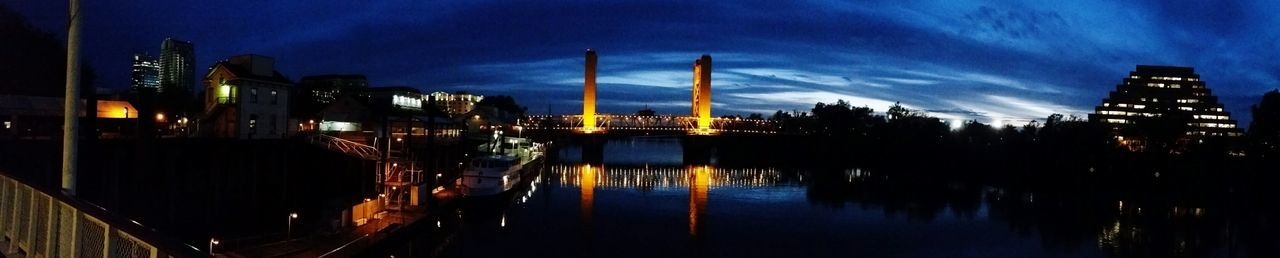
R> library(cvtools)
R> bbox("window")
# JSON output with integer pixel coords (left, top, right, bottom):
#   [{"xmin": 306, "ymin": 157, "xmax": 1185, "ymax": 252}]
[
  {"xmin": 249, "ymin": 114, "xmax": 258, "ymax": 134},
  {"xmin": 1179, "ymin": 106, "xmax": 1195, "ymax": 111},
  {"xmin": 250, "ymin": 88, "xmax": 259, "ymax": 103},
  {"xmin": 3, "ymin": 121, "xmax": 9, "ymax": 129},
  {"xmin": 271, "ymin": 115, "xmax": 278, "ymax": 134},
  {"xmin": 271, "ymin": 90, "xmax": 279, "ymax": 104}
]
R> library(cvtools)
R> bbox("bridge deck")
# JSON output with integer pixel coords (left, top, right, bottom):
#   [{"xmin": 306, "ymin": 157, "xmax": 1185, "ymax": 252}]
[{"xmin": 521, "ymin": 115, "xmax": 778, "ymax": 135}]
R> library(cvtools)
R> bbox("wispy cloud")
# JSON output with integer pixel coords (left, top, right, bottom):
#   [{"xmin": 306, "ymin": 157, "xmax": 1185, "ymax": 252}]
[{"xmin": 17, "ymin": 0, "xmax": 1275, "ymax": 125}]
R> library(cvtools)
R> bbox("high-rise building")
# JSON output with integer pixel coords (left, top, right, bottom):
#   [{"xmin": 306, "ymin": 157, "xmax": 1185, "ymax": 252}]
[
  {"xmin": 1089, "ymin": 65, "xmax": 1242, "ymax": 138},
  {"xmin": 691, "ymin": 54, "xmax": 712, "ymax": 133},
  {"xmin": 130, "ymin": 53, "xmax": 160, "ymax": 91},
  {"xmin": 159, "ymin": 38, "xmax": 195, "ymax": 93}
]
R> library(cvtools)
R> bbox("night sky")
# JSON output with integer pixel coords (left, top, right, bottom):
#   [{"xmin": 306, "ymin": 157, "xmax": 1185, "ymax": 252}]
[{"xmin": 13, "ymin": 1, "xmax": 1280, "ymax": 126}]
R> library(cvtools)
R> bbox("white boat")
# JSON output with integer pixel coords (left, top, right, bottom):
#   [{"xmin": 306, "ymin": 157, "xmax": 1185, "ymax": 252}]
[{"xmin": 458, "ymin": 135, "xmax": 544, "ymax": 196}]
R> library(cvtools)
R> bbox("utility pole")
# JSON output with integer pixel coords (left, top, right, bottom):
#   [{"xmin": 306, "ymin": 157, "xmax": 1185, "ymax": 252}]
[{"xmin": 62, "ymin": 0, "xmax": 83, "ymax": 196}]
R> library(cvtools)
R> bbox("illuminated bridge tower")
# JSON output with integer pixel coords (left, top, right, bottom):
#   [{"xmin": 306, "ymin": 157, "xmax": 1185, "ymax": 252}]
[
  {"xmin": 691, "ymin": 54, "xmax": 712, "ymax": 134},
  {"xmin": 583, "ymin": 49, "xmax": 598, "ymax": 133}
]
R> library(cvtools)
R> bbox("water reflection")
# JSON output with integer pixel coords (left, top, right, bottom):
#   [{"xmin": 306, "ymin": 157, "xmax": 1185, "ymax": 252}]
[
  {"xmin": 688, "ymin": 165, "xmax": 709, "ymax": 237},
  {"xmin": 580, "ymin": 164, "xmax": 596, "ymax": 229},
  {"xmin": 442, "ymin": 138, "xmax": 1278, "ymax": 257}
]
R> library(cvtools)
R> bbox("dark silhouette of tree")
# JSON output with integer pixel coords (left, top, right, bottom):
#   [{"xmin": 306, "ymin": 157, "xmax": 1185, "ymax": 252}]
[
  {"xmin": 1248, "ymin": 89, "xmax": 1280, "ymax": 157},
  {"xmin": 476, "ymin": 95, "xmax": 525, "ymax": 116},
  {"xmin": 746, "ymin": 113, "xmax": 764, "ymax": 120},
  {"xmin": 1124, "ymin": 111, "xmax": 1191, "ymax": 153},
  {"xmin": 956, "ymin": 120, "xmax": 995, "ymax": 146},
  {"xmin": 0, "ymin": 4, "xmax": 96, "ymax": 97}
]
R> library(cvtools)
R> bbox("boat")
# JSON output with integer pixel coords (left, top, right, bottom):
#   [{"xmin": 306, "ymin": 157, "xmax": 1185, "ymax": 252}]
[{"xmin": 458, "ymin": 132, "xmax": 544, "ymax": 197}]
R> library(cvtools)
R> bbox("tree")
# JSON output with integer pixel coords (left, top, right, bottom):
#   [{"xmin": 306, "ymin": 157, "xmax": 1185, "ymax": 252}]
[
  {"xmin": 476, "ymin": 95, "xmax": 525, "ymax": 116},
  {"xmin": 1249, "ymin": 89, "xmax": 1280, "ymax": 156},
  {"xmin": 887, "ymin": 102, "xmax": 925, "ymax": 121},
  {"xmin": 0, "ymin": 4, "xmax": 96, "ymax": 97}
]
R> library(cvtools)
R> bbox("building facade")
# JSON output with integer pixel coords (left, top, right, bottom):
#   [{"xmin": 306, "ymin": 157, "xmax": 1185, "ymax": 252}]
[
  {"xmin": 368, "ymin": 87, "xmax": 424, "ymax": 112},
  {"xmin": 159, "ymin": 38, "xmax": 195, "ymax": 94},
  {"xmin": 429, "ymin": 91, "xmax": 483, "ymax": 116},
  {"xmin": 203, "ymin": 55, "xmax": 292, "ymax": 139},
  {"xmin": 1089, "ymin": 65, "xmax": 1242, "ymax": 138},
  {"xmin": 298, "ymin": 74, "xmax": 370, "ymax": 105},
  {"xmin": 130, "ymin": 53, "xmax": 160, "ymax": 92}
]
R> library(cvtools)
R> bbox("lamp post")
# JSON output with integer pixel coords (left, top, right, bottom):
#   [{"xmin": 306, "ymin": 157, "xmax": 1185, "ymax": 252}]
[
  {"xmin": 208, "ymin": 238, "xmax": 219, "ymax": 256},
  {"xmin": 287, "ymin": 212, "xmax": 298, "ymax": 239}
]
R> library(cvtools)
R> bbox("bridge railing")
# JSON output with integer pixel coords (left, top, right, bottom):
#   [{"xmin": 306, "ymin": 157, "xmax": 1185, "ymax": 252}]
[
  {"xmin": 1, "ymin": 172, "xmax": 207, "ymax": 258},
  {"xmin": 302, "ymin": 133, "xmax": 381, "ymax": 161},
  {"xmin": 521, "ymin": 115, "xmax": 779, "ymax": 134}
]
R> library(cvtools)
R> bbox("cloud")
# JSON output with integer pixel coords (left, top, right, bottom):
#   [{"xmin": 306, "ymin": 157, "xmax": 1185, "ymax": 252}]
[{"xmin": 13, "ymin": 0, "xmax": 1276, "ymax": 126}]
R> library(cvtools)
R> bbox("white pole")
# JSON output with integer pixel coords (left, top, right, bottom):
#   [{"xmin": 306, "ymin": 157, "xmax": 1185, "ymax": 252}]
[{"xmin": 61, "ymin": 0, "xmax": 83, "ymax": 196}]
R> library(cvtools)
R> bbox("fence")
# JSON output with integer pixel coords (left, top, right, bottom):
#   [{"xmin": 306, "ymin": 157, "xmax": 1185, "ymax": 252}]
[{"xmin": 1, "ymin": 172, "xmax": 206, "ymax": 257}]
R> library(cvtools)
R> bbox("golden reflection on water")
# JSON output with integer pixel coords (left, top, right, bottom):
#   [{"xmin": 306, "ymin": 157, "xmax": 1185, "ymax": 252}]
[
  {"xmin": 580, "ymin": 164, "xmax": 598, "ymax": 226},
  {"xmin": 689, "ymin": 165, "xmax": 711, "ymax": 237}
]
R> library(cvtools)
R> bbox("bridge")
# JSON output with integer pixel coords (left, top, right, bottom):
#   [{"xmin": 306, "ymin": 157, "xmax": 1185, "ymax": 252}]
[
  {"xmin": 521, "ymin": 114, "xmax": 776, "ymax": 135},
  {"xmin": 518, "ymin": 50, "xmax": 778, "ymax": 136}
]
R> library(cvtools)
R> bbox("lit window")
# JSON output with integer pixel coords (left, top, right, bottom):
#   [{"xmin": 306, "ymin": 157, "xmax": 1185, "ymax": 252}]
[
  {"xmin": 3, "ymin": 121, "xmax": 9, "ymax": 129},
  {"xmin": 250, "ymin": 88, "xmax": 259, "ymax": 103},
  {"xmin": 1133, "ymin": 104, "xmax": 1146, "ymax": 109},
  {"xmin": 1116, "ymin": 103, "xmax": 1130, "ymax": 108},
  {"xmin": 271, "ymin": 90, "xmax": 279, "ymax": 104},
  {"xmin": 1106, "ymin": 118, "xmax": 1129, "ymax": 124},
  {"xmin": 1179, "ymin": 106, "xmax": 1194, "ymax": 111},
  {"xmin": 249, "ymin": 114, "xmax": 258, "ymax": 134}
]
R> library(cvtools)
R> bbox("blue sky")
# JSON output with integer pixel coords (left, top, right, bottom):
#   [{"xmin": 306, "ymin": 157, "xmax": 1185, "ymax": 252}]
[{"xmin": 13, "ymin": 1, "xmax": 1280, "ymax": 126}]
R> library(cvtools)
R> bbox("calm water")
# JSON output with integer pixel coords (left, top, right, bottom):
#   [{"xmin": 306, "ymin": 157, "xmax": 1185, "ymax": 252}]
[{"xmin": 439, "ymin": 136, "xmax": 1258, "ymax": 258}]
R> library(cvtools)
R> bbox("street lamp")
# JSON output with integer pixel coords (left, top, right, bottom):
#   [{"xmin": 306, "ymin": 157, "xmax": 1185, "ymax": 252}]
[
  {"xmin": 208, "ymin": 238, "xmax": 220, "ymax": 255},
  {"xmin": 287, "ymin": 212, "xmax": 298, "ymax": 239}
]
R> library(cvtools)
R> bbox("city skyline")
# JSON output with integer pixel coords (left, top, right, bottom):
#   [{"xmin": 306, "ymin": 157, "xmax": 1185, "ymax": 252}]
[{"xmin": 11, "ymin": 1, "xmax": 1279, "ymax": 125}]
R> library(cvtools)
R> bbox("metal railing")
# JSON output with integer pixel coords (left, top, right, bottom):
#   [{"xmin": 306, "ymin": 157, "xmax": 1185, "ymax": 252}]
[
  {"xmin": 520, "ymin": 114, "xmax": 779, "ymax": 134},
  {"xmin": 1, "ymin": 172, "xmax": 207, "ymax": 257},
  {"xmin": 303, "ymin": 133, "xmax": 381, "ymax": 161}
]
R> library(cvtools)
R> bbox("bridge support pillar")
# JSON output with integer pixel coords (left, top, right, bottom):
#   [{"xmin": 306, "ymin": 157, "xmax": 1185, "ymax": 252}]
[
  {"xmin": 582, "ymin": 50, "xmax": 598, "ymax": 132},
  {"xmin": 681, "ymin": 135, "xmax": 714, "ymax": 165},
  {"xmin": 576, "ymin": 133, "xmax": 606, "ymax": 165},
  {"xmin": 691, "ymin": 55, "xmax": 712, "ymax": 135}
]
